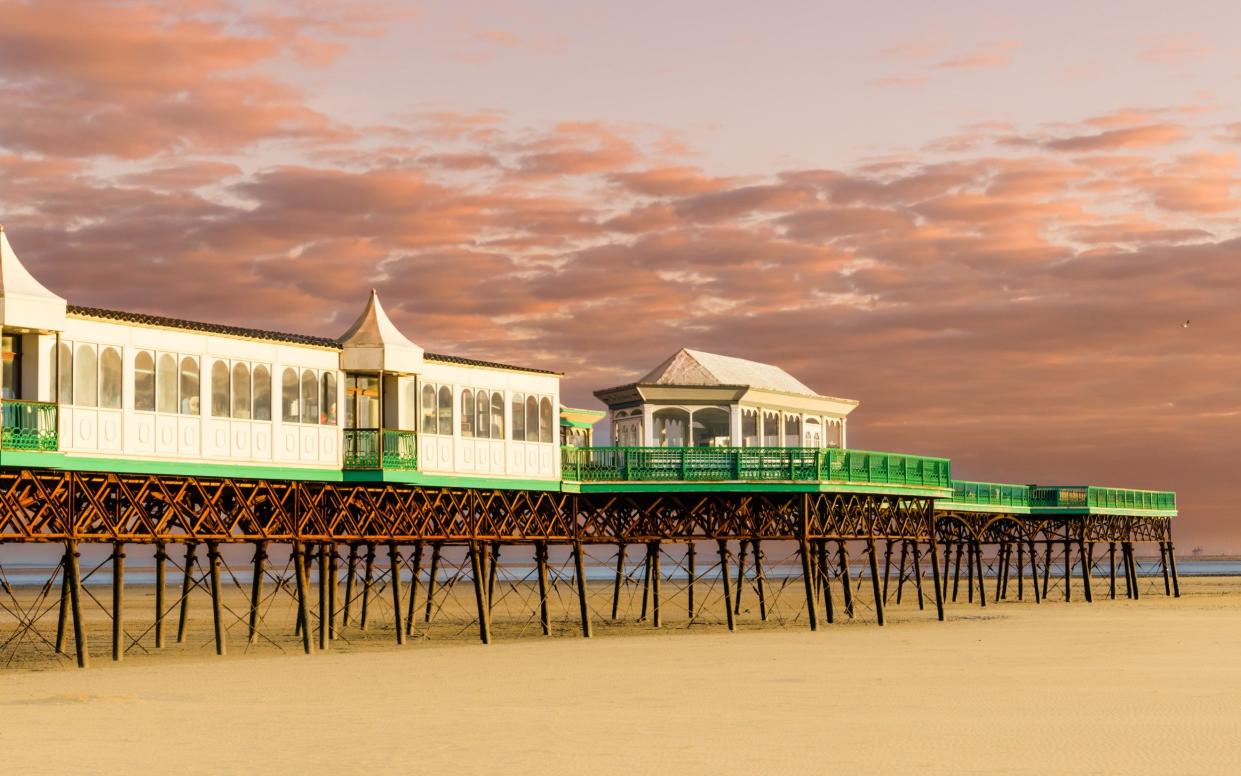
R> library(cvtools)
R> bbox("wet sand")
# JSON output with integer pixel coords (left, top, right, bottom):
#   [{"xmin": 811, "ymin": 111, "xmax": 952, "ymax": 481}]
[{"xmin": 0, "ymin": 576, "xmax": 1237, "ymax": 775}]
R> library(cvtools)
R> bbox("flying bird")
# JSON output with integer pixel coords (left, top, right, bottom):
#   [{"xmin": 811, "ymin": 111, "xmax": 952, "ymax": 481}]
[{"xmin": 1181, "ymin": 320, "xmax": 1190, "ymax": 329}]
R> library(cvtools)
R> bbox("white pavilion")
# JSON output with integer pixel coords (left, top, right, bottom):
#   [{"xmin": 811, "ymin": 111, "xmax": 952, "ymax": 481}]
[{"xmin": 593, "ymin": 348, "xmax": 857, "ymax": 449}]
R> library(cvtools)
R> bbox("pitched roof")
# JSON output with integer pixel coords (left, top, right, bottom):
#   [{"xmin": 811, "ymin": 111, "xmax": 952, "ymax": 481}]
[
  {"xmin": 67, "ymin": 305, "xmax": 340, "ymax": 348},
  {"xmin": 65, "ymin": 303, "xmax": 558, "ymax": 374},
  {"xmin": 640, "ymin": 348, "xmax": 819, "ymax": 396}
]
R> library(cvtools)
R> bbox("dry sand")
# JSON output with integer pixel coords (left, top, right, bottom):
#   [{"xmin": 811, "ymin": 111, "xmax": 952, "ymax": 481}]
[{"xmin": 0, "ymin": 577, "xmax": 1238, "ymax": 775}]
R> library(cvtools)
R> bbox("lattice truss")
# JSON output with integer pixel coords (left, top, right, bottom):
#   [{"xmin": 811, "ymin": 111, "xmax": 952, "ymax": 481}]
[{"xmin": 0, "ymin": 470, "xmax": 1178, "ymax": 668}]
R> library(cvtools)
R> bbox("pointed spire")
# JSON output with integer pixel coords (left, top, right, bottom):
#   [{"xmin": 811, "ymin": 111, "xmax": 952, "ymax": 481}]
[
  {"xmin": 337, "ymin": 290, "xmax": 423, "ymax": 373},
  {"xmin": 0, "ymin": 228, "xmax": 67, "ymax": 332}
]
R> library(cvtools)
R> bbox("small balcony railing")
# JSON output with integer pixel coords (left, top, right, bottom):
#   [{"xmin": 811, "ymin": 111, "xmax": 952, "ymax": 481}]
[
  {"xmin": 560, "ymin": 446, "xmax": 952, "ymax": 489},
  {"xmin": 343, "ymin": 428, "xmax": 418, "ymax": 471},
  {"xmin": 1, "ymin": 400, "xmax": 59, "ymax": 452}
]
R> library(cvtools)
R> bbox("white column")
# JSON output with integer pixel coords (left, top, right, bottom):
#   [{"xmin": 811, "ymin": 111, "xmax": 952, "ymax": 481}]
[
  {"xmin": 730, "ymin": 405, "xmax": 743, "ymax": 447},
  {"xmin": 642, "ymin": 404, "xmax": 654, "ymax": 446}
]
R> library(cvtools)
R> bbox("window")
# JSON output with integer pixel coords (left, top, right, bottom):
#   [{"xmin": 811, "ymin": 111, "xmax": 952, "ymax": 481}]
[
  {"xmin": 691, "ymin": 408, "xmax": 729, "ymax": 447},
  {"xmin": 742, "ymin": 409, "xmax": 758, "ymax": 447},
  {"xmin": 525, "ymin": 396, "xmax": 537, "ymax": 442},
  {"xmin": 321, "ymin": 372, "xmax": 337, "ymax": 425},
  {"xmin": 421, "ymin": 384, "xmax": 437, "ymax": 434},
  {"xmin": 536, "ymin": 399, "xmax": 551, "ymax": 442},
  {"xmin": 437, "ymin": 385, "xmax": 452, "ymax": 433},
  {"xmin": 511, "ymin": 393, "xmax": 525, "ymax": 441},
  {"xmin": 211, "ymin": 360, "xmax": 230, "ymax": 417},
  {"xmin": 476, "ymin": 390, "xmax": 490, "ymax": 439},
  {"xmin": 345, "ymin": 375, "xmax": 379, "ymax": 428},
  {"xmin": 784, "ymin": 415, "xmax": 801, "ymax": 447},
  {"xmin": 762, "ymin": 411, "xmax": 780, "ymax": 446},
  {"xmin": 232, "ymin": 363, "xmax": 252, "ymax": 420},
  {"xmin": 73, "ymin": 344, "xmax": 98, "ymax": 407},
  {"xmin": 461, "ymin": 390, "xmax": 475, "ymax": 437},
  {"xmin": 98, "ymin": 347, "xmax": 122, "ymax": 409},
  {"xmin": 57, "ymin": 343, "xmax": 72, "ymax": 405},
  {"xmin": 653, "ymin": 408, "xmax": 689, "ymax": 447},
  {"xmin": 299, "ymin": 370, "xmax": 318, "ymax": 425},
  {"xmin": 281, "ymin": 368, "xmax": 299, "ymax": 422},
  {"xmin": 133, "ymin": 351, "xmax": 155, "ymax": 412},
  {"xmin": 492, "ymin": 392, "xmax": 504, "ymax": 439},
  {"xmin": 253, "ymin": 365, "xmax": 271, "ymax": 421},
  {"xmin": 2, "ymin": 335, "xmax": 19, "ymax": 400},
  {"xmin": 157, "ymin": 353, "xmax": 177, "ymax": 413},
  {"xmin": 179, "ymin": 357, "xmax": 200, "ymax": 415}
]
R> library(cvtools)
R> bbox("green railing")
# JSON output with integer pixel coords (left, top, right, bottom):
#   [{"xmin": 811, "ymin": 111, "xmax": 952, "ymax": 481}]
[
  {"xmin": 1087, "ymin": 486, "xmax": 1176, "ymax": 511},
  {"xmin": 343, "ymin": 429, "xmax": 418, "ymax": 471},
  {"xmin": 1, "ymin": 400, "xmax": 58, "ymax": 452},
  {"xmin": 950, "ymin": 480, "xmax": 1032, "ymax": 507},
  {"xmin": 560, "ymin": 446, "xmax": 952, "ymax": 489}
]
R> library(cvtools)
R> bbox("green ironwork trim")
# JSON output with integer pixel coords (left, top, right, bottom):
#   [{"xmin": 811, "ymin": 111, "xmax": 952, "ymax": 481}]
[
  {"xmin": 1, "ymin": 400, "xmax": 59, "ymax": 452},
  {"xmin": 0, "ymin": 452, "xmax": 344, "ymax": 481},
  {"xmin": 564, "ymin": 480, "xmax": 952, "ymax": 497},
  {"xmin": 342, "ymin": 470, "xmax": 561, "ymax": 491}
]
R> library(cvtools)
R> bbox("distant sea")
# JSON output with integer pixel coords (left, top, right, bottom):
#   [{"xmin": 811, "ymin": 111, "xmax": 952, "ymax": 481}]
[{"xmin": 0, "ymin": 558, "xmax": 1237, "ymax": 587}]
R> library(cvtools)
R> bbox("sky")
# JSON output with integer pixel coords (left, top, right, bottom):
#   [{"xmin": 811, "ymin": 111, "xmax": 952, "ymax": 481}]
[{"xmin": 1, "ymin": 0, "xmax": 1239, "ymax": 549}]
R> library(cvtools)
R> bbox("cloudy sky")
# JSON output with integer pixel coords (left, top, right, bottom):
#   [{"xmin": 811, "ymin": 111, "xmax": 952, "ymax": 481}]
[{"xmin": 2, "ymin": 0, "xmax": 1239, "ymax": 548}]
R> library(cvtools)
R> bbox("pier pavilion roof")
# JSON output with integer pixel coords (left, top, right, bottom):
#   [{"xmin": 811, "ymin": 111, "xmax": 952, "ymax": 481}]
[{"xmin": 0, "ymin": 225, "xmax": 67, "ymax": 332}]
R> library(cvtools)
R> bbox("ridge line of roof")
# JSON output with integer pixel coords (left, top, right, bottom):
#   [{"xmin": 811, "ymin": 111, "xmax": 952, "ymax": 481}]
[{"xmin": 66, "ymin": 304, "xmax": 561, "ymax": 375}]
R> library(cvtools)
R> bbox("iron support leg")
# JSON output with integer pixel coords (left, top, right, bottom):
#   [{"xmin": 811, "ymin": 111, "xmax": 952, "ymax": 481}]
[
  {"xmin": 717, "ymin": 541, "xmax": 735, "ymax": 632},
  {"xmin": 573, "ymin": 541, "xmax": 592, "ymax": 638}
]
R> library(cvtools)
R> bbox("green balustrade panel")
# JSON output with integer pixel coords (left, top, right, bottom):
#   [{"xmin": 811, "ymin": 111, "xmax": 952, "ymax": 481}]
[
  {"xmin": 344, "ymin": 429, "xmax": 417, "ymax": 471},
  {"xmin": 1087, "ymin": 486, "xmax": 1176, "ymax": 511},
  {"xmin": 1, "ymin": 401, "xmax": 58, "ymax": 452},
  {"xmin": 950, "ymin": 480, "xmax": 1032, "ymax": 507},
  {"xmin": 560, "ymin": 446, "xmax": 951, "ymax": 488}
]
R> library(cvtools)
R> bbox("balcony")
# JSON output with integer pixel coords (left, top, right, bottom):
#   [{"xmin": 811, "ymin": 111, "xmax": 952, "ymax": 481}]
[
  {"xmin": 0, "ymin": 400, "xmax": 58, "ymax": 452},
  {"xmin": 560, "ymin": 446, "xmax": 952, "ymax": 489},
  {"xmin": 343, "ymin": 428, "xmax": 418, "ymax": 471}
]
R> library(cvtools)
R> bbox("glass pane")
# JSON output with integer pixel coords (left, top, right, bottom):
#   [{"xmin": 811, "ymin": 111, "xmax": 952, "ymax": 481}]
[
  {"xmin": 134, "ymin": 351, "xmax": 155, "ymax": 412},
  {"xmin": 525, "ymin": 397, "xmax": 537, "ymax": 443},
  {"xmin": 300, "ymin": 370, "xmax": 318, "ymax": 424},
  {"xmin": 232, "ymin": 363, "xmax": 252, "ymax": 420},
  {"xmin": 157, "ymin": 353, "xmax": 177, "ymax": 413},
  {"xmin": 511, "ymin": 394, "xmax": 525, "ymax": 441},
  {"xmin": 491, "ymin": 393, "xmax": 504, "ymax": 438},
  {"xmin": 57, "ymin": 343, "xmax": 73, "ymax": 405},
  {"xmin": 74, "ymin": 344, "xmax": 98, "ymax": 407},
  {"xmin": 421, "ymin": 384, "xmax": 437, "ymax": 434},
  {"xmin": 477, "ymin": 390, "xmax": 490, "ymax": 439},
  {"xmin": 461, "ymin": 390, "xmax": 474, "ymax": 437},
  {"xmin": 211, "ymin": 360, "xmax": 230, "ymax": 417},
  {"xmin": 742, "ymin": 409, "xmax": 758, "ymax": 447},
  {"xmin": 99, "ymin": 347, "xmax": 122, "ymax": 409},
  {"xmin": 253, "ymin": 365, "xmax": 271, "ymax": 421},
  {"xmin": 281, "ymin": 368, "xmax": 299, "ymax": 422},
  {"xmin": 322, "ymin": 372, "xmax": 337, "ymax": 425},
  {"xmin": 540, "ymin": 398, "xmax": 552, "ymax": 443},
  {"xmin": 179, "ymin": 357, "xmax": 200, "ymax": 415},
  {"xmin": 1, "ymin": 335, "xmax": 16, "ymax": 400},
  {"xmin": 437, "ymin": 385, "xmax": 452, "ymax": 434}
]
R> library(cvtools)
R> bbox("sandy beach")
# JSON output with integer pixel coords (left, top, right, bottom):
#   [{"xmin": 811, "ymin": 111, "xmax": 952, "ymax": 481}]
[{"xmin": 0, "ymin": 575, "xmax": 1236, "ymax": 775}]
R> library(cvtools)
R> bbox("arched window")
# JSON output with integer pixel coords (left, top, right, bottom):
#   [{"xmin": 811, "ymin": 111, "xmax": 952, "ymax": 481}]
[
  {"xmin": 281, "ymin": 368, "xmax": 299, "ymax": 422},
  {"xmin": 477, "ymin": 390, "xmax": 490, "ymax": 439},
  {"xmin": 321, "ymin": 372, "xmax": 337, "ymax": 425},
  {"xmin": 300, "ymin": 370, "xmax": 318, "ymax": 424},
  {"xmin": 437, "ymin": 385, "xmax": 452, "ymax": 434},
  {"xmin": 57, "ymin": 343, "xmax": 73, "ymax": 405},
  {"xmin": 179, "ymin": 357, "xmax": 200, "ymax": 415},
  {"xmin": 525, "ymin": 396, "xmax": 538, "ymax": 443},
  {"xmin": 784, "ymin": 415, "xmax": 801, "ymax": 447},
  {"xmin": 134, "ymin": 351, "xmax": 155, "ymax": 412},
  {"xmin": 232, "ymin": 363, "xmax": 252, "ymax": 420},
  {"xmin": 253, "ymin": 365, "xmax": 271, "ymax": 421},
  {"xmin": 511, "ymin": 393, "xmax": 526, "ymax": 441},
  {"xmin": 539, "ymin": 397, "xmax": 552, "ymax": 443},
  {"xmin": 804, "ymin": 417, "xmax": 821, "ymax": 448},
  {"xmin": 653, "ymin": 408, "xmax": 689, "ymax": 447},
  {"xmin": 157, "ymin": 353, "xmax": 177, "ymax": 413},
  {"xmin": 73, "ymin": 344, "xmax": 98, "ymax": 407},
  {"xmin": 691, "ymin": 408, "xmax": 729, "ymax": 447},
  {"xmin": 491, "ymin": 392, "xmax": 504, "ymax": 438},
  {"xmin": 461, "ymin": 389, "xmax": 475, "ymax": 437},
  {"xmin": 762, "ymin": 411, "xmax": 780, "ymax": 446},
  {"xmin": 421, "ymin": 384, "xmax": 437, "ymax": 434},
  {"xmin": 741, "ymin": 409, "xmax": 758, "ymax": 447},
  {"xmin": 99, "ymin": 347, "xmax": 122, "ymax": 409},
  {"xmin": 211, "ymin": 361, "xmax": 230, "ymax": 417}
]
